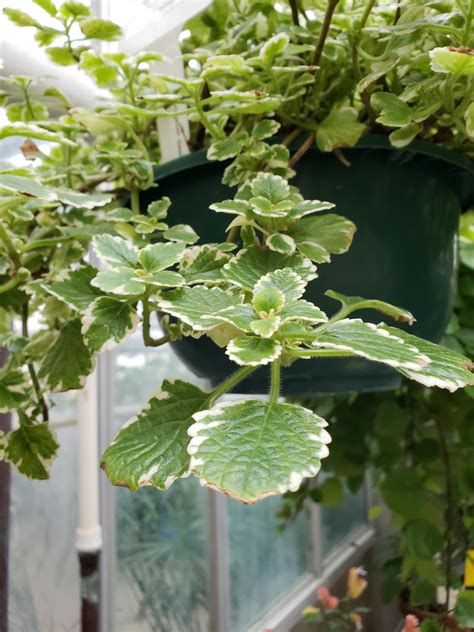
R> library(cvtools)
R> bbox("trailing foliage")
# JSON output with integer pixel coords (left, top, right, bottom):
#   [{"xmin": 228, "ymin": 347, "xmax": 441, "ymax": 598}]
[{"xmin": 0, "ymin": 0, "xmax": 472, "ymax": 506}]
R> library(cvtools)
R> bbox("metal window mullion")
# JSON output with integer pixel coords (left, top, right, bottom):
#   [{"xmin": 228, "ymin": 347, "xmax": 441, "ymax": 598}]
[
  {"xmin": 207, "ymin": 490, "xmax": 231, "ymax": 631},
  {"xmin": 308, "ymin": 497, "xmax": 323, "ymax": 577},
  {"xmin": 98, "ymin": 351, "xmax": 116, "ymax": 632}
]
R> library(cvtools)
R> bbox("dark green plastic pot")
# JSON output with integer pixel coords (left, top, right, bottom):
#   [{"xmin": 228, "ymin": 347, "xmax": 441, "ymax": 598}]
[{"xmin": 142, "ymin": 136, "xmax": 474, "ymax": 394}]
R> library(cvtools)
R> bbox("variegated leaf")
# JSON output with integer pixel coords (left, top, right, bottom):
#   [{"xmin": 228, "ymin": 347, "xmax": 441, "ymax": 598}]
[
  {"xmin": 288, "ymin": 214, "xmax": 356, "ymax": 263},
  {"xmin": 254, "ymin": 268, "xmax": 306, "ymax": 302},
  {"xmin": 91, "ymin": 268, "xmax": 145, "ymax": 296},
  {"xmin": 101, "ymin": 380, "xmax": 208, "ymax": 490},
  {"xmin": 138, "ymin": 242, "xmax": 186, "ymax": 272},
  {"xmin": 82, "ymin": 297, "xmax": 139, "ymax": 353},
  {"xmin": 92, "ymin": 234, "xmax": 139, "ymax": 269},
  {"xmin": 45, "ymin": 265, "xmax": 103, "ymax": 311},
  {"xmin": 250, "ymin": 316, "xmax": 281, "ymax": 338},
  {"xmin": 6, "ymin": 422, "xmax": 59, "ymax": 480},
  {"xmin": 0, "ymin": 370, "xmax": 30, "ymax": 413},
  {"xmin": 281, "ymin": 300, "xmax": 327, "ymax": 324},
  {"xmin": 157, "ymin": 286, "xmax": 238, "ymax": 331},
  {"xmin": 266, "ymin": 233, "xmax": 296, "ymax": 254},
  {"xmin": 188, "ymin": 399, "xmax": 331, "ymax": 503},
  {"xmin": 163, "ymin": 224, "xmax": 199, "ymax": 244},
  {"xmin": 226, "ymin": 335, "xmax": 281, "ymax": 365}
]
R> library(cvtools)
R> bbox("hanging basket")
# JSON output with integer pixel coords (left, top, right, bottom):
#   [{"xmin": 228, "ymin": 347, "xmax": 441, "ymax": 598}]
[{"xmin": 142, "ymin": 136, "xmax": 474, "ymax": 395}]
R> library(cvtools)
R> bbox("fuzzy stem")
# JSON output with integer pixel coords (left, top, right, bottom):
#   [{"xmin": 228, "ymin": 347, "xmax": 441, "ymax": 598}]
[
  {"xmin": 207, "ymin": 366, "xmax": 256, "ymax": 407},
  {"xmin": 312, "ymin": 0, "xmax": 340, "ymax": 67},
  {"xmin": 269, "ymin": 360, "xmax": 281, "ymax": 404},
  {"xmin": 289, "ymin": 0, "xmax": 300, "ymax": 25},
  {"xmin": 289, "ymin": 131, "xmax": 315, "ymax": 167}
]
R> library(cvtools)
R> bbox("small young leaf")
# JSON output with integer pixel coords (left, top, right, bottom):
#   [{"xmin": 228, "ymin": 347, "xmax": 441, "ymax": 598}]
[
  {"xmin": 280, "ymin": 300, "xmax": 327, "ymax": 324},
  {"xmin": 325, "ymin": 290, "xmax": 415, "ymax": 324},
  {"xmin": 188, "ymin": 399, "xmax": 331, "ymax": 503},
  {"xmin": 0, "ymin": 370, "xmax": 29, "ymax": 412},
  {"xmin": 147, "ymin": 198, "xmax": 170, "ymax": 220},
  {"xmin": 266, "ymin": 233, "xmax": 296, "ymax": 254},
  {"xmin": 207, "ymin": 139, "xmax": 242, "ymax": 161},
  {"xmin": 82, "ymin": 297, "xmax": 139, "ymax": 353},
  {"xmin": 163, "ymin": 224, "xmax": 199, "ymax": 244},
  {"xmin": 101, "ymin": 380, "xmax": 208, "ymax": 490},
  {"xmin": 39, "ymin": 319, "xmax": 94, "ymax": 391},
  {"xmin": 260, "ymin": 32, "xmax": 289, "ymax": 65},
  {"xmin": 389, "ymin": 123, "xmax": 421, "ymax": 148},
  {"xmin": 371, "ymin": 92, "xmax": 413, "ymax": 127},
  {"xmin": 226, "ymin": 335, "xmax": 281, "ymax": 366},
  {"xmin": 251, "ymin": 172, "xmax": 290, "ymax": 204},
  {"xmin": 1, "ymin": 122, "xmax": 76, "ymax": 146},
  {"xmin": 92, "ymin": 234, "xmax": 139, "ymax": 269},
  {"xmin": 210, "ymin": 200, "xmax": 250, "ymax": 217},
  {"xmin": 32, "ymin": 0, "xmax": 57, "ymax": 17},
  {"xmin": 252, "ymin": 287, "xmax": 285, "ymax": 315},
  {"xmin": 254, "ymin": 269, "xmax": 307, "ymax": 303},
  {"xmin": 250, "ymin": 315, "xmax": 281, "ymax": 338},
  {"xmin": 6, "ymin": 422, "xmax": 59, "ymax": 480},
  {"xmin": 3, "ymin": 8, "xmax": 40, "ymax": 27},
  {"xmin": 60, "ymin": 1, "xmax": 90, "ymax": 17},
  {"xmin": 79, "ymin": 18, "xmax": 122, "ymax": 40},
  {"xmin": 138, "ymin": 242, "xmax": 186, "ymax": 273},
  {"xmin": 46, "ymin": 47, "xmax": 77, "ymax": 66},
  {"xmin": 251, "ymin": 119, "xmax": 280, "ymax": 141}
]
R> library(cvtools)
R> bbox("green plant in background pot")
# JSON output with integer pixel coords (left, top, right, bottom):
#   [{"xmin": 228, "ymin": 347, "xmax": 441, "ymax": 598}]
[{"xmin": 279, "ymin": 214, "xmax": 474, "ymax": 629}]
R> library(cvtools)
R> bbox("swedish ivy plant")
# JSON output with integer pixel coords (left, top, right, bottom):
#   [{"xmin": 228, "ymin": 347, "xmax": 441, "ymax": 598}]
[{"xmin": 0, "ymin": 0, "xmax": 473, "ymax": 503}]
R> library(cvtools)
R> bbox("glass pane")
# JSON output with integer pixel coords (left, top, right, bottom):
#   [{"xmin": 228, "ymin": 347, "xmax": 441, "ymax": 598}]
[
  {"xmin": 228, "ymin": 496, "xmax": 310, "ymax": 631},
  {"xmin": 8, "ymin": 425, "xmax": 80, "ymax": 631},
  {"xmin": 321, "ymin": 486, "xmax": 366, "ymax": 560},
  {"xmin": 111, "ymin": 331, "xmax": 210, "ymax": 632}
]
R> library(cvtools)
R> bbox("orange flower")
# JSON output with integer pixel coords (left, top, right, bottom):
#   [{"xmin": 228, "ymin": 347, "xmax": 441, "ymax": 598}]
[
  {"xmin": 317, "ymin": 586, "xmax": 340, "ymax": 609},
  {"xmin": 347, "ymin": 567, "xmax": 368, "ymax": 599},
  {"xmin": 401, "ymin": 615, "xmax": 420, "ymax": 632},
  {"xmin": 350, "ymin": 612, "xmax": 363, "ymax": 630}
]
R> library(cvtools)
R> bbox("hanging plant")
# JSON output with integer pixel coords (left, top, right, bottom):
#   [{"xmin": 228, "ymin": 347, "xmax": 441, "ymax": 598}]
[{"xmin": 0, "ymin": 0, "xmax": 472, "ymax": 505}]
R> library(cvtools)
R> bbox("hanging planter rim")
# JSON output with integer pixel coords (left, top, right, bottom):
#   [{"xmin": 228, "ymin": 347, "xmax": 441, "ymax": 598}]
[{"xmin": 153, "ymin": 134, "xmax": 474, "ymax": 181}]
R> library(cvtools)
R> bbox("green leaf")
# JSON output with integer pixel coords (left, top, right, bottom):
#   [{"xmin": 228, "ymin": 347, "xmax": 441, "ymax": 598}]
[
  {"xmin": 32, "ymin": 0, "xmax": 57, "ymax": 16},
  {"xmin": 251, "ymin": 172, "xmax": 290, "ymax": 204},
  {"xmin": 82, "ymin": 297, "xmax": 138, "ymax": 353},
  {"xmin": 266, "ymin": 233, "xmax": 296, "ymax": 254},
  {"xmin": 317, "ymin": 106, "xmax": 365, "ymax": 152},
  {"xmin": 92, "ymin": 234, "xmax": 139, "ymax": 269},
  {"xmin": 288, "ymin": 214, "xmax": 356, "ymax": 263},
  {"xmin": 420, "ymin": 620, "xmax": 442, "ymax": 632},
  {"xmin": 79, "ymin": 18, "xmax": 122, "ymax": 40},
  {"xmin": 60, "ymin": 1, "xmax": 90, "ymax": 17},
  {"xmin": 252, "ymin": 287, "xmax": 285, "ymax": 315},
  {"xmin": 188, "ymin": 399, "xmax": 331, "ymax": 503},
  {"xmin": 250, "ymin": 316, "xmax": 281, "ymax": 338},
  {"xmin": 6, "ymin": 422, "xmax": 59, "ymax": 480},
  {"xmin": 102, "ymin": 380, "xmax": 207, "ymax": 490},
  {"xmin": 254, "ymin": 269, "xmax": 306, "ymax": 303},
  {"xmin": 140, "ymin": 270, "xmax": 184, "ymax": 288},
  {"xmin": 45, "ymin": 265, "xmax": 103, "ymax": 311},
  {"xmin": 39, "ymin": 320, "xmax": 93, "ymax": 391},
  {"xmin": 325, "ymin": 290, "xmax": 415, "ymax": 324},
  {"xmin": 380, "ymin": 469, "xmax": 426, "ymax": 519},
  {"xmin": 158, "ymin": 286, "xmax": 237, "ymax": 331},
  {"xmin": 163, "ymin": 224, "xmax": 199, "ymax": 244},
  {"xmin": 289, "ymin": 199, "xmax": 336, "ymax": 220},
  {"xmin": 381, "ymin": 326, "xmax": 474, "ymax": 391},
  {"xmin": 371, "ymin": 92, "xmax": 413, "ymax": 127},
  {"xmin": 455, "ymin": 591, "xmax": 474, "ymax": 626},
  {"xmin": 223, "ymin": 247, "xmax": 317, "ymax": 291},
  {"xmin": 147, "ymin": 198, "xmax": 170, "ymax": 220},
  {"xmin": 180, "ymin": 245, "xmax": 229, "ymax": 285},
  {"xmin": 226, "ymin": 335, "xmax": 281, "ymax": 365},
  {"xmin": 138, "ymin": 242, "xmax": 185, "ymax": 273},
  {"xmin": 43, "ymin": 87, "xmax": 72, "ymax": 108},
  {"xmin": 203, "ymin": 55, "xmax": 252, "ymax": 77},
  {"xmin": 312, "ymin": 319, "xmax": 429, "ymax": 371},
  {"xmin": 252, "ymin": 120, "xmax": 280, "ymax": 140},
  {"xmin": 404, "ymin": 519, "xmax": 443, "ymax": 559},
  {"xmin": 207, "ymin": 139, "xmax": 242, "ymax": 161},
  {"xmin": 46, "ymin": 47, "xmax": 77, "ymax": 66},
  {"xmin": 429, "ymin": 47, "xmax": 474, "ymax": 76},
  {"xmin": 0, "ymin": 370, "xmax": 29, "ymax": 412},
  {"xmin": 260, "ymin": 32, "xmax": 289, "ymax": 65},
  {"xmin": 211, "ymin": 304, "xmax": 254, "ymax": 332},
  {"xmin": 1, "ymin": 122, "xmax": 76, "ymax": 146},
  {"xmin": 389, "ymin": 123, "xmax": 421, "ymax": 148},
  {"xmin": 3, "ymin": 8, "xmax": 40, "ymax": 27},
  {"xmin": 210, "ymin": 200, "xmax": 250, "ymax": 217},
  {"xmin": 91, "ymin": 269, "xmax": 145, "ymax": 296}
]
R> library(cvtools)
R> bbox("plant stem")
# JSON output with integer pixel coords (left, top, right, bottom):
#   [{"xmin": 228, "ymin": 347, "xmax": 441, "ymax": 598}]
[
  {"xmin": 207, "ymin": 366, "xmax": 256, "ymax": 407},
  {"xmin": 282, "ymin": 127, "xmax": 304, "ymax": 147},
  {"xmin": 21, "ymin": 304, "xmax": 49, "ymax": 423},
  {"xmin": 435, "ymin": 418, "xmax": 454, "ymax": 614},
  {"xmin": 142, "ymin": 299, "xmax": 171, "ymax": 347},
  {"xmin": 351, "ymin": 0, "xmax": 377, "ymax": 81},
  {"xmin": 130, "ymin": 189, "xmax": 140, "ymax": 214},
  {"xmin": 269, "ymin": 360, "xmax": 281, "ymax": 404},
  {"xmin": 0, "ymin": 223, "xmax": 21, "ymax": 271},
  {"xmin": 312, "ymin": 0, "xmax": 340, "ymax": 66},
  {"xmin": 289, "ymin": 0, "xmax": 300, "ymax": 25},
  {"xmin": 194, "ymin": 100, "xmax": 225, "ymax": 141},
  {"xmin": 287, "ymin": 348, "xmax": 355, "ymax": 358},
  {"xmin": 289, "ymin": 131, "xmax": 315, "ymax": 167}
]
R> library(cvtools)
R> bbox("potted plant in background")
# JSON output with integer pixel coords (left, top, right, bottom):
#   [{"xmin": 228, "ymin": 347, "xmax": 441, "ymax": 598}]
[
  {"xmin": 279, "ymin": 213, "xmax": 474, "ymax": 630},
  {"xmin": 4, "ymin": 0, "xmax": 473, "ymax": 395}
]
